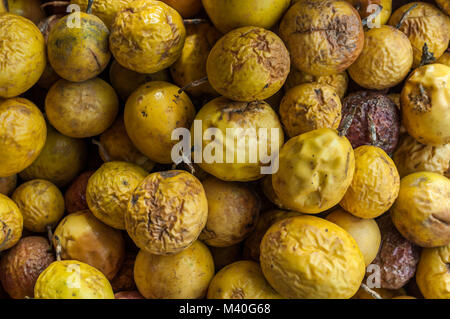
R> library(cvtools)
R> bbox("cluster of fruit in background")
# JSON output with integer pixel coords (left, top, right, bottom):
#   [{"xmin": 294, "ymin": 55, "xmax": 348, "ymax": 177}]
[{"xmin": 0, "ymin": 0, "xmax": 449, "ymax": 299}]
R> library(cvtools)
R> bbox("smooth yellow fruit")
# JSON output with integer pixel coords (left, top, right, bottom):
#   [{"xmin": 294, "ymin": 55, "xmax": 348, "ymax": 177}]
[
  {"xmin": 272, "ymin": 128, "xmax": 355, "ymax": 214},
  {"xmin": 34, "ymin": 260, "xmax": 115, "ymax": 299},
  {"xmin": 70, "ymin": 0, "xmax": 134, "ymax": 29},
  {"xmin": 134, "ymin": 241, "xmax": 214, "ymax": 299},
  {"xmin": 260, "ymin": 215, "xmax": 365, "ymax": 299},
  {"xmin": 0, "ymin": 13, "xmax": 46, "ymax": 98},
  {"xmin": 0, "ymin": 193, "xmax": 23, "ymax": 251},
  {"xmin": 12, "ymin": 179, "xmax": 64, "ymax": 233},
  {"xmin": 0, "ymin": 98, "xmax": 47, "ymax": 177}
]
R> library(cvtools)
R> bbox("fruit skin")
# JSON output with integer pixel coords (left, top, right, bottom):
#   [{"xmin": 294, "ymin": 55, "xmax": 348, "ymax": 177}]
[
  {"xmin": 393, "ymin": 134, "xmax": 450, "ymax": 178},
  {"xmin": 134, "ymin": 240, "xmax": 214, "ymax": 299},
  {"xmin": 416, "ymin": 244, "xmax": 450, "ymax": 299},
  {"xmin": 124, "ymin": 81, "xmax": 195, "ymax": 164},
  {"xmin": 207, "ymin": 26, "xmax": 290, "ymax": 102},
  {"xmin": 260, "ymin": 215, "xmax": 365, "ymax": 299},
  {"xmin": 437, "ymin": 52, "xmax": 450, "ymax": 67},
  {"xmin": 192, "ymin": 97, "xmax": 284, "ymax": 182},
  {"xmin": 109, "ymin": 60, "xmax": 170, "ymax": 101},
  {"xmin": 209, "ymin": 244, "xmax": 242, "ymax": 271},
  {"xmin": 279, "ymin": 0, "xmax": 364, "ymax": 76},
  {"xmin": 47, "ymin": 11, "xmax": 110, "ymax": 82},
  {"xmin": 0, "ymin": 175, "xmax": 17, "ymax": 196},
  {"xmin": 348, "ymin": 25, "xmax": 413, "ymax": 90},
  {"xmin": 280, "ymin": 83, "xmax": 342, "ymax": 138},
  {"xmin": 86, "ymin": 161, "xmax": 147, "ymax": 230},
  {"xmin": 338, "ymin": 91, "xmax": 400, "ymax": 154},
  {"xmin": 53, "ymin": 210, "xmax": 125, "ymax": 280},
  {"xmin": 436, "ymin": 0, "xmax": 450, "ymax": 15},
  {"xmin": 0, "ymin": 236, "xmax": 54, "ymax": 299},
  {"xmin": 401, "ymin": 63, "xmax": 450, "ymax": 146},
  {"xmin": 34, "ymin": 260, "xmax": 115, "ymax": 299},
  {"xmin": 126, "ymin": 170, "xmax": 208, "ymax": 255},
  {"xmin": 260, "ymin": 176, "xmax": 287, "ymax": 209},
  {"xmin": 170, "ymin": 23, "xmax": 221, "ymax": 98},
  {"xmin": 0, "ymin": 194, "xmax": 23, "ymax": 251},
  {"xmin": 114, "ymin": 291, "xmax": 144, "ymax": 299},
  {"xmin": 207, "ymin": 260, "xmax": 281, "ymax": 299},
  {"xmin": 110, "ymin": 0, "xmax": 186, "ymax": 74},
  {"xmin": 46, "ymin": 78, "xmax": 119, "ymax": 138},
  {"xmin": 340, "ymin": 146, "xmax": 400, "ymax": 219},
  {"xmin": 199, "ymin": 176, "xmax": 260, "ymax": 247},
  {"xmin": 70, "ymin": 0, "xmax": 134, "ymax": 29},
  {"xmin": 391, "ymin": 172, "xmax": 450, "ymax": 248},
  {"xmin": 0, "ymin": 98, "xmax": 47, "ymax": 177},
  {"xmin": 388, "ymin": 2, "xmax": 450, "ymax": 68},
  {"xmin": 6, "ymin": 0, "xmax": 46, "ymax": 25},
  {"xmin": 161, "ymin": 0, "xmax": 203, "ymax": 18},
  {"xmin": 110, "ymin": 252, "xmax": 137, "ymax": 293},
  {"xmin": 0, "ymin": 13, "xmax": 46, "ymax": 98},
  {"xmin": 202, "ymin": 0, "xmax": 290, "ymax": 34},
  {"xmin": 65, "ymin": 171, "xmax": 95, "ymax": 214},
  {"xmin": 326, "ymin": 209, "xmax": 381, "ymax": 266},
  {"xmin": 346, "ymin": 0, "xmax": 392, "ymax": 26},
  {"xmin": 272, "ymin": 128, "xmax": 355, "ymax": 214},
  {"xmin": 243, "ymin": 210, "xmax": 302, "ymax": 262},
  {"xmin": 98, "ymin": 116, "xmax": 155, "ymax": 172},
  {"xmin": 12, "ymin": 179, "xmax": 64, "ymax": 233},
  {"xmin": 19, "ymin": 126, "xmax": 87, "ymax": 188}
]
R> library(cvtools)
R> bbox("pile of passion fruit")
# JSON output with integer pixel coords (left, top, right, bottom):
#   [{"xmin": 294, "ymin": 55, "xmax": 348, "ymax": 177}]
[{"xmin": 0, "ymin": 0, "xmax": 449, "ymax": 300}]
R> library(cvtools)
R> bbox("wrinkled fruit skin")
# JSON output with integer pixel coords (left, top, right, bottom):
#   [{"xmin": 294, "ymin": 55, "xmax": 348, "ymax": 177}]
[
  {"xmin": 0, "ymin": 236, "xmax": 54, "ymax": 299},
  {"xmin": 207, "ymin": 26, "xmax": 290, "ymax": 102},
  {"xmin": 110, "ymin": 0, "xmax": 186, "ymax": 74},
  {"xmin": 124, "ymin": 81, "xmax": 195, "ymax": 164},
  {"xmin": 126, "ymin": 170, "xmax": 208, "ymax": 255},
  {"xmin": 348, "ymin": 25, "xmax": 413, "ymax": 90},
  {"xmin": 134, "ymin": 240, "xmax": 214, "ymax": 299},
  {"xmin": 65, "ymin": 171, "xmax": 95, "ymax": 214},
  {"xmin": 260, "ymin": 215, "xmax": 365, "ymax": 299},
  {"xmin": 0, "ymin": 194, "xmax": 23, "ymax": 251},
  {"xmin": 207, "ymin": 260, "xmax": 281, "ymax": 299},
  {"xmin": 391, "ymin": 172, "xmax": 450, "ymax": 248},
  {"xmin": 0, "ymin": 14, "xmax": 46, "ymax": 98},
  {"xmin": 338, "ymin": 91, "xmax": 400, "ymax": 154},
  {"xmin": 279, "ymin": 0, "xmax": 364, "ymax": 76},
  {"xmin": 401, "ymin": 64, "xmax": 450, "ymax": 146},
  {"xmin": 272, "ymin": 128, "xmax": 355, "ymax": 214},
  {"xmin": 199, "ymin": 176, "xmax": 260, "ymax": 247},
  {"xmin": 19, "ymin": 126, "xmax": 87, "ymax": 187},
  {"xmin": 87, "ymin": 161, "xmax": 147, "ymax": 230},
  {"xmin": 12, "ymin": 179, "xmax": 64, "ymax": 233},
  {"xmin": 192, "ymin": 97, "xmax": 284, "ymax": 182},
  {"xmin": 34, "ymin": 260, "xmax": 115, "ymax": 299},
  {"xmin": 0, "ymin": 175, "xmax": 17, "ymax": 196},
  {"xmin": 53, "ymin": 210, "xmax": 125, "ymax": 280},
  {"xmin": 0, "ymin": 98, "xmax": 47, "ymax": 177},
  {"xmin": 70, "ymin": 0, "xmax": 134, "ymax": 29}
]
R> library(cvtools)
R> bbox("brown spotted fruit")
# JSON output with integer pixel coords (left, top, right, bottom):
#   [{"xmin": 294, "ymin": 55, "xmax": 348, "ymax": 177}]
[{"xmin": 65, "ymin": 171, "xmax": 95, "ymax": 214}]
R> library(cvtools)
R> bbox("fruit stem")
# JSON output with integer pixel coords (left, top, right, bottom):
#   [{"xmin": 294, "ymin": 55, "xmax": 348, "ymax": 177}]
[
  {"xmin": 92, "ymin": 139, "xmax": 112, "ymax": 162},
  {"xmin": 361, "ymin": 5, "xmax": 383, "ymax": 28},
  {"xmin": 86, "ymin": 0, "xmax": 94, "ymax": 14},
  {"xmin": 419, "ymin": 43, "xmax": 436, "ymax": 66},
  {"xmin": 172, "ymin": 152, "xmax": 196, "ymax": 175},
  {"xmin": 396, "ymin": 3, "xmax": 418, "ymax": 29},
  {"xmin": 54, "ymin": 235, "xmax": 62, "ymax": 261},
  {"xmin": 183, "ymin": 19, "xmax": 208, "ymax": 25},
  {"xmin": 361, "ymin": 283, "xmax": 383, "ymax": 299},
  {"xmin": 178, "ymin": 76, "xmax": 209, "ymax": 95},
  {"xmin": 46, "ymin": 225, "xmax": 53, "ymax": 247}
]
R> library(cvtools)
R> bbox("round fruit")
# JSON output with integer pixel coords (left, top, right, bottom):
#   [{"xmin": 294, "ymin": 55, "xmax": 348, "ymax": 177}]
[
  {"xmin": 388, "ymin": 2, "xmax": 450, "ymax": 68},
  {"xmin": 65, "ymin": 171, "xmax": 94, "ymax": 214},
  {"xmin": 391, "ymin": 171, "xmax": 450, "ymax": 247},
  {"xmin": 0, "ymin": 98, "xmax": 47, "ymax": 177},
  {"xmin": 0, "ymin": 13, "xmax": 46, "ymax": 98},
  {"xmin": 280, "ymin": 83, "xmax": 342, "ymax": 137},
  {"xmin": 192, "ymin": 97, "xmax": 284, "ymax": 182},
  {"xmin": 346, "ymin": 0, "xmax": 392, "ymax": 26},
  {"xmin": 401, "ymin": 63, "xmax": 450, "ymax": 146},
  {"xmin": 47, "ymin": 7, "xmax": 110, "ymax": 82},
  {"xmin": 12, "ymin": 179, "xmax": 64, "ymax": 233},
  {"xmin": 6, "ymin": 0, "xmax": 46, "ymax": 24},
  {"xmin": 134, "ymin": 240, "xmax": 214, "ymax": 299},
  {"xmin": 207, "ymin": 261, "xmax": 281, "ymax": 299},
  {"xmin": 348, "ymin": 25, "xmax": 413, "ymax": 90},
  {"xmin": 126, "ymin": 170, "xmax": 208, "ymax": 255},
  {"xmin": 110, "ymin": 0, "xmax": 186, "ymax": 74},
  {"xmin": 436, "ymin": 0, "xmax": 450, "ymax": 15},
  {"xmin": 209, "ymin": 244, "xmax": 242, "ymax": 271},
  {"xmin": 70, "ymin": 0, "xmax": 133, "ymax": 29},
  {"xmin": 0, "ymin": 236, "xmax": 54, "ymax": 299},
  {"xmin": 279, "ymin": 0, "xmax": 364, "ymax": 76},
  {"xmin": 124, "ymin": 81, "xmax": 195, "ymax": 164},
  {"xmin": 393, "ymin": 134, "xmax": 450, "ymax": 178},
  {"xmin": 340, "ymin": 145, "xmax": 400, "ymax": 218},
  {"xmin": 260, "ymin": 175, "xmax": 286, "ymax": 209},
  {"xmin": 416, "ymin": 244, "xmax": 450, "ymax": 299},
  {"xmin": 0, "ymin": 194, "xmax": 22, "ymax": 251},
  {"xmin": 34, "ymin": 260, "xmax": 115, "ymax": 299},
  {"xmin": 207, "ymin": 26, "xmax": 290, "ymax": 102},
  {"xmin": 272, "ymin": 128, "xmax": 355, "ymax": 214},
  {"xmin": 53, "ymin": 210, "xmax": 125, "ymax": 280},
  {"xmin": 161, "ymin": 0, "xmax": 202, "ymax": 18},
  {"xmin": 86, "ymin": 161, "xmax": 147, "ymax": 230},
  {"xmin": 46, "ymin": 78, "xmax": 119, "ymax": 138},
  {"xmin": 202, "ymin": 0, "xmax": 290, "ymax": 33},
  {"xmin": 199, "ymin": 176, "xmax": 260, "ymax": 247},
  {"xmin": 260, "ymin": 215, "xmax": 365, "ymax": 299},
  {"xmin": 0, "ymin": 175, "xmax": 17, "ymax": 196},
  {"xmin": 326, "ymin": 209, "xmax": 381, "ymax": 266}
]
